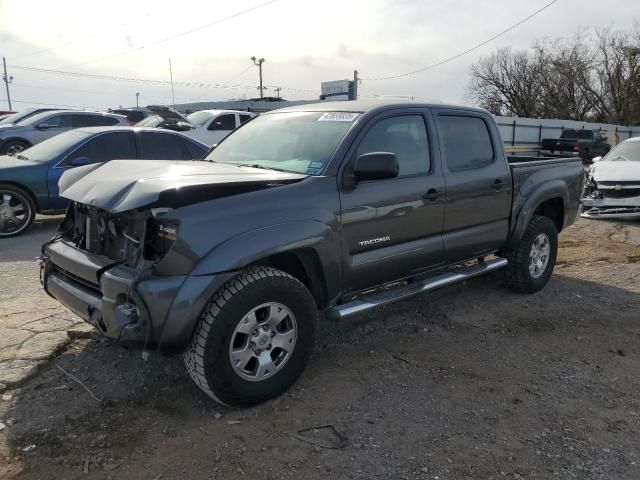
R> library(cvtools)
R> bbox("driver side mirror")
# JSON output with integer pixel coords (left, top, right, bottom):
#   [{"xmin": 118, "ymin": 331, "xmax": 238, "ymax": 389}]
[
  {"xmin": 353, "ymin": 152, "xmax": 399, "ymax": 180},
  {"xmin": 68, "ymin": 156, "xmax": 91, "ymax": 167}
]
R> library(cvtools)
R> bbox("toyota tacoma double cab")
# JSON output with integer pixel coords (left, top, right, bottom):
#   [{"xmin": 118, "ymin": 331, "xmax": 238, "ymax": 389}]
[{"xmin": 40, "ymin": 101, "xmax": 585, "ymax": 407}]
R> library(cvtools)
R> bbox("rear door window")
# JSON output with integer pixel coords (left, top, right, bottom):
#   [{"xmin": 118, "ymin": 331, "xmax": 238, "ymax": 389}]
[
  {"xmin": 207, "ymin": 114, "xmax": 236, "ymax": 131},
  {"xmin": 72, "ymin": 114, "xmax": 120, "ymax": 127},
  {"xmin": 239, "ymin": 114, "xmax": 253, "ymax": 125},
  {"xmin": 437, "ymin": 115, "xmax": 494, "ymax": 172},
  {"xmin": 41, "ymin": 114, "xmax": 72, "ymax": 128},
  {"xmin": 137, "ymin": 132, "xmax": 188, "ymax": 159}
]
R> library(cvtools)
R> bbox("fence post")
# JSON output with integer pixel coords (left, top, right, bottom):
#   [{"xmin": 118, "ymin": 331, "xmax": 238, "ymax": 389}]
[
  {"xmin": 538, "ymin": 124, "xmax": 542, "ymax": 145},
  {"xmin": 512, "ymin": 120, "xmax": 516, "ymax": 147}
]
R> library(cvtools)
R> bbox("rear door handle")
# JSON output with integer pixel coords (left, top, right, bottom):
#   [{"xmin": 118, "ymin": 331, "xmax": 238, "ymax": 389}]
[
  {"xmin": 423, "ymin": 188, "xmax": 442, "ymax": 201},
  {"xmin": 493, "ymin": 179, "xmax": 505, "ymax": 191}
]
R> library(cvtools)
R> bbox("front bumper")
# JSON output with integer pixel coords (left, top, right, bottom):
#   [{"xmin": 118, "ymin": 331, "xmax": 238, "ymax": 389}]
[
  {"xmin": 41, "ymin": 239, "xmax": 233, "ymax": 351},
  {"xmin": 580, "ymin": 196, "xmax": 640, "ymax": 219}
]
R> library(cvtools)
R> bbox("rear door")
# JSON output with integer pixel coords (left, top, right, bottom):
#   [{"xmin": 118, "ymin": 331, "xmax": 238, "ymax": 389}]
[
  {"xmin": 434, "ymin": 110, "xmax": 512, "ymax": 262},
  {"xmin": 339, "ymin": 110, "xmax": 446, "ymax": 293}
]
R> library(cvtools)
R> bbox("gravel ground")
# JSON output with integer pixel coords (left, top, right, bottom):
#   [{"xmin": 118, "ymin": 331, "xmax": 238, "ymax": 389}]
[{"xmin": 0, "ymin": 217, "xmax": 639, "ymax": 480}]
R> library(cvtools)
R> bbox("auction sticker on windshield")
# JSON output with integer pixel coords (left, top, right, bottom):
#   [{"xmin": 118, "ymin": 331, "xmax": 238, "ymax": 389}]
[{"xmin": 318, "ymin": 112, "xmax": 360, "ymax": 122}]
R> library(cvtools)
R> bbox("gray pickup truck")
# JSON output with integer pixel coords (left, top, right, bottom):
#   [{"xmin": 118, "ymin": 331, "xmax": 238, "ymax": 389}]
[{"xmin": 40, "ymin": 101, "xmax": 584, "ymax": 406}]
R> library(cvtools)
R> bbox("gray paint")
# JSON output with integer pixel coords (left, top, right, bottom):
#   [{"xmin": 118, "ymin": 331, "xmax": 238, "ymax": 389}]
[{"xmin": 42, "ymin": 100, "xmax": 585, "ymax": 352}]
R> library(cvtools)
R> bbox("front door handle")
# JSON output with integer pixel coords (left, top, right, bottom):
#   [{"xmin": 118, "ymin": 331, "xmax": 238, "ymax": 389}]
[
  {"xmin": 423, "ymin": 188, "xmax": 442, "ymax": 201},
  {"xmin": 493, "ymin": 179, "xmax": 505, "ymax": 191}
]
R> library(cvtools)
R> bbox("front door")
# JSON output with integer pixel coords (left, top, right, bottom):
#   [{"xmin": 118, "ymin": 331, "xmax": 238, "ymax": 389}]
[
  {"xmin": 434, "ymin": 110, "xmax": 512, "ymax": 263},
  {"xmin": 339, "ymin": 113, "xmax": 445, "ymax": 293},
  {"xmin": 198, "ymin": 113, "xmax": 237, "ymax": 145},
  {"xmin": 34, "ymin": 113, "xmax": 73, "ymax": 143}
]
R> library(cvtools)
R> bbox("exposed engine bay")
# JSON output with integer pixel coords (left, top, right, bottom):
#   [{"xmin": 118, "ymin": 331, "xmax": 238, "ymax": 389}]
[{"xmin": 59, "ymin": 202, "xmax": 177, "ymax": 267}]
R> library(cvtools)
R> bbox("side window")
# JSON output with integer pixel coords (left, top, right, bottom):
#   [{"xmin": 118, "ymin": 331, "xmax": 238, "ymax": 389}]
[
  {"xmin": 356, "ymin": 115, "xmax": 430, "ymax": 176},
  {"xmin": 180, "ymin": 137, "xmax": 206, "ymax": 159},
  {"xmin": 437, "ymin": 115, "xmax": 494, "ymax": 172},
  {"xmin": 63, "ymin": 132, "xmax": 136, "ymax": 165},
  {"xmin": 138, "ymin": 132, "xmax": 187, "ymax": 160},
  {"xmin": 72, "ymin": 114, "xmax": 120, "ymax": 127},
  {"xmin": 207, "ymin": 114, "xmax": 236, "ymax": 131},
  {"xmin": 239, "ymin": 114, "xmax": 253, "ymax": 125},
  {"xmin": 41, "ymin": 115, "xmax": 72, "ymax": 128}
]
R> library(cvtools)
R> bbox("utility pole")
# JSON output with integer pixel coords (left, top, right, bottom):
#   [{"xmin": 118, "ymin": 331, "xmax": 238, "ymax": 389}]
[
  {"xmin": 251, "ymin": 56, "xmax": 266, "ymax": 99},
  {"xmin": 136, "ymin": 92, "xmax": 140, "ymax": 108},
  {"xmin": 274, "ymin": 87, "xmax": 281, "ymax": 98},
  {"xmin": 168, "ymin": 58, "xmax": 176, "ymax": 110},
  {"xmin": 2, "ymin": 57, "xmax": 13, "ymax": 110},
  {"xmin": 353, "ymin": 70, "xmax": 359, "ymax": 101}
]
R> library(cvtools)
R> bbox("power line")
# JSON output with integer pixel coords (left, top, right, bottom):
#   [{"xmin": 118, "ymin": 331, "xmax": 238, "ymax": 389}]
[
  {"xmin": 7, "ymin": 64, "xmax": 319, "ymax": 95},
  {"xmin": 362, "ymin": 0, "xmax": 561, "ymax": 81},
  {"xmin": 59, "ymin": 0, "xmax": 277, "ymax": 69}
]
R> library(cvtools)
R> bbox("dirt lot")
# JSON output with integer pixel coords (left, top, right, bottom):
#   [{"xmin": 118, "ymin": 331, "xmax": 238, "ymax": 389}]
[{"xmin": 1, "ymin": 218, "xmax": 639, "ymax": 480}]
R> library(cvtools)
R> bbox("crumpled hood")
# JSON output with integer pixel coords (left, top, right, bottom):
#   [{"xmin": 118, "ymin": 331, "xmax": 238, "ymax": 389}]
[
  {"xmin": 59, "ymin": 159, "xmax": 307, "ymax": 213},
  {"xmin": 592, "ymin": 160, "xmax": 640, "ymax": 183}
]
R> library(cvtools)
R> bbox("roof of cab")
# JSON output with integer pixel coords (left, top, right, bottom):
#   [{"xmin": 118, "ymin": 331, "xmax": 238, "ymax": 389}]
[{"xmin": 272, "ymin": 99, "xmax": 489, "ymax": 115}]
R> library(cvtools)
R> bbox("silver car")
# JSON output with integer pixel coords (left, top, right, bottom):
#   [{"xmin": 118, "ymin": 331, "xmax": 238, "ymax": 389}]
[{"xmin": 0, "ymin": 110, "xmax": 129, "ymax": 156}]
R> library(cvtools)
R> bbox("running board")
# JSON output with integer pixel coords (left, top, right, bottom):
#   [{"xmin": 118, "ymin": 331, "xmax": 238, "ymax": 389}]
[{"xmin": 326, "ymin": 257, "xmax": 508, "ymax": 321}]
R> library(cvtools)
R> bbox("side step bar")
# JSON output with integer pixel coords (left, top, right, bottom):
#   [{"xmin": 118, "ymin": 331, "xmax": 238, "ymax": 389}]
[{"xmin": 326, "ymin": 257, "xmax": 508, "ymax": 321}]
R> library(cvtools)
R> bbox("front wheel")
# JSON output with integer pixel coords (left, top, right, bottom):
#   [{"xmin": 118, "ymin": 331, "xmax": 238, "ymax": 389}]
[
  {"xmin": 502, "ymin": 215, "xmax": 558, "ymax": 293},
  {"xmin": 184, "ymin": 266, "xmax": 318, "ymax": 407},
  {"xmin": 0, "ymin": 140, "xmax": 30, "ymax": 156},
  {"xmin": 0, "ymin": 184, "xmax": 36, "ymax": 238}
]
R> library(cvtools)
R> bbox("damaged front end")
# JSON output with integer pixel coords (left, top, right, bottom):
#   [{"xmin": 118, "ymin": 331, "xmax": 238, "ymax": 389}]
[
  {"xmin": 40, "ymin": 203, "xmax": 182, "ymax": 348},
  {"xmin": 581, "ymin": 176, "xmax": 640, "ymax": 219}
]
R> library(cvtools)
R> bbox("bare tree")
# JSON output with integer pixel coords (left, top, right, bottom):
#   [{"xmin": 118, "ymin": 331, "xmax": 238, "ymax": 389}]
[
  {"xmin": 468, "ymin": 47, "xmax": 544, "ymax": 117},
  {"xmin": 468, "ymin": 22, "xmax": 640, "ymax": 125}
]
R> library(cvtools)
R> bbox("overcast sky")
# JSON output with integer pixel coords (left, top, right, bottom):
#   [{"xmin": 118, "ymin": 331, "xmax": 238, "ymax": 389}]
[{"xmin": 0, "ymin": 0, "xmax": 638, "ymax": 111}]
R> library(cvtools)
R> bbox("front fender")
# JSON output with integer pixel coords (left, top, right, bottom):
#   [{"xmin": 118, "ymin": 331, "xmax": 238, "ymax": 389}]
[
  {"xmin": 191, "ymin": 219, "xmax": 340, "ymax": 278},
  {"xmin": 506, "ymin": 179, "xmax": 569, "ymax": 250}
]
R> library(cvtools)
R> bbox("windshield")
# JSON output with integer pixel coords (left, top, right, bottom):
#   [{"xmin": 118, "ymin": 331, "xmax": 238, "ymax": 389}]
[
  {"xmin": 0, "ymin": 112, "xmax": 22, "ymax": 125},
  {"xmin": 205, "ymin": 111, "xmax": 358, "ymax": 175},
  {"xmin": 602, "ymin": 140, "xmax": 640, "ymax": 162},
  {"xmin": 18, "ymin": 130, "xmax": 93, "ymax": 162},
  {"xmin": 185, "ymin": 111, "xmax": 212, "ymax": 127},
  {"xmin": 135, "ymin": 115, "xmax": 162, "ymax": 127}
]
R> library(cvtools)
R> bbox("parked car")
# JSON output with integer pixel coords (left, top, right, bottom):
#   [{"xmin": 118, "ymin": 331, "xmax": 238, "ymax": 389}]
[
  {"xmin": 41, "ymin": 100, "xmax": 584, "ymax": 406},
  {"xmin": 581, "ymin": 137, "xmax": 640, "ymax": 218},
  {"xmin": 0, "ymin": 110, "xmax": 129, "ymax": 156},
  {"xmin": 0, "ymin": 126, "xmax": 208, "ymax": 237},
  {"xmin": 147, "ymin": 105, "xmax": 255, "ymax": 145},
  {"xmin": 540, "ymin": 129, "xmax": 610, "ymax": 162},
  {"xmin": 0, "ymin": 108, "xmax": 62, "ymax": 126}
]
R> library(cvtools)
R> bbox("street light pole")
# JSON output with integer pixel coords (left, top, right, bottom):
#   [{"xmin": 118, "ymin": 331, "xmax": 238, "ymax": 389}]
[
  {"xmin": 2, "ymin": 57, "xmax": 13, "ymax": 110},
  {"xmin": 136, "ymin": 92, "xmax": 140, "ymax": 108},
  {"xmin": 251, "ymin": 56, "xmax": 266, "ymax": 99}
]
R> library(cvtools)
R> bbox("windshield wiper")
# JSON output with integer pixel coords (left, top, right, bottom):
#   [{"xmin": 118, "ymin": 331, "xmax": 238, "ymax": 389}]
[
  {"xmin": 609, "ymin": 155, "xmax": 629, "ymax": 162},
  {"xmin": 16, "ymin": 154, "xmax": 29, "ymax": 161},
  {"xmin": 237, "ymin": 163, "xmax": 288, "ymax": 172}
]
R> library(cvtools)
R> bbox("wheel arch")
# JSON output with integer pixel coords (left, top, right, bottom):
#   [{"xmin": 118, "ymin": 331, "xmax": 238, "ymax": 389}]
[{"xmin": 0, "ymin": 137, "xmax": 33, "ymax": 150}]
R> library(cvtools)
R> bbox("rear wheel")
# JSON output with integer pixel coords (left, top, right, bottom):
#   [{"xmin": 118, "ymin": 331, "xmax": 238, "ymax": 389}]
[
  {"xmin": 184, "ymin": 266, "xmax": 318, "ymax": 407},
  {"xmin": 502, "ymin": 215, "xmax": 558, "ymax": 293},
  {"xmin": 0, "ymin": 140, "xmax": 30, "ymax": 156},
  {"xmin": 0, "ymin": 184, "xmax": 36, "ymax": 238}
]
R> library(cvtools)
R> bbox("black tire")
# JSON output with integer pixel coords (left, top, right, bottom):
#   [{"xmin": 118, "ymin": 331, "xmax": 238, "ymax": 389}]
[
  {"xmin": 502, "ymin": 215, "xmax": 558, "ymax": 294},
  {"xmin": 184, "ymin": 266, "xmax": 318, "ymax": 407},
  {"xmin": 0, "ymin": 140, "xmax": 30, "ymax": 156},
  {"xmin": 0, "ymin": 183, "xmax": 36, "ymax": 238}
]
